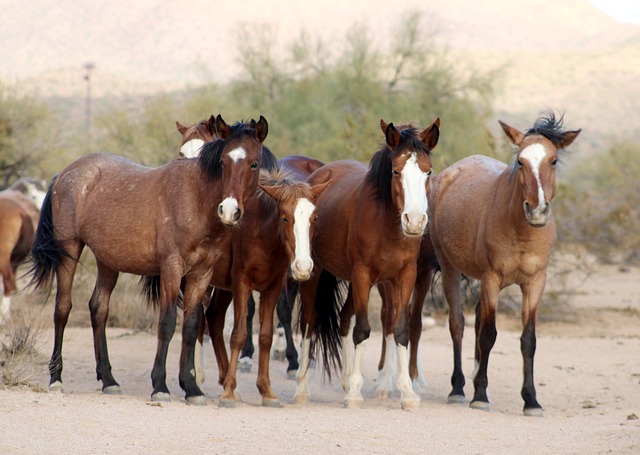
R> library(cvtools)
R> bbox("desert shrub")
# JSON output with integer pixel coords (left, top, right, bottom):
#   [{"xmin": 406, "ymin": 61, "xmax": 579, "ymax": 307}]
[{"xmin": 1, "ymin": 311, "xmax": 46, "ymax": 389}]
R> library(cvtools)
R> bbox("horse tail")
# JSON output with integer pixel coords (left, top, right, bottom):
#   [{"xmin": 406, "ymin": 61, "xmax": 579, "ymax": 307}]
[
  {"xmin": 310, "ymin": 269, "xmax": 345, "ymax": 380},
  {"xmin": 138, "ymin": 275, "xmax": 184, "ymax": 310},
  {"xmin": 28, "ymin": 183, "xmax": 64, "ymax": 294}
]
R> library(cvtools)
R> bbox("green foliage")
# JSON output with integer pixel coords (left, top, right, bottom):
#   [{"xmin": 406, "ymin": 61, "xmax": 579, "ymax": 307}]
[
  {"xmin": 555, "ymin": 141, "xmax": 640, "ymax": 264},
  {"xmin": 0, "ymin": 83, "xmax": 56, "ymax": 186}
]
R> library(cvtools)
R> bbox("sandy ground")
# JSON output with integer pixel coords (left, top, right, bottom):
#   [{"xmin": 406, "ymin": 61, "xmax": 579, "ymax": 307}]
[{"xmin": 1, "ymin": 263, "xmax": 639, "ymax": 454}]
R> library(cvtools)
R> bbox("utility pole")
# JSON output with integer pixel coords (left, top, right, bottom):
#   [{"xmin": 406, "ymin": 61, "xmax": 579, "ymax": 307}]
[{"xmin": 84, "ymin": 62, "xmax": 95, "ymax": 148}]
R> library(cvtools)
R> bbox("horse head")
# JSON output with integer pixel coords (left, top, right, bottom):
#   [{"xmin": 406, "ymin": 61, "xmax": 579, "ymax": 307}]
[
  {"xmin": 500, "ymin": 113, "xmax": 580, "ymax": 227},
  {"xmin": 176, "ymin": 115, "xmax": 217, "ymax": 158},
  {"xmin": 259, "ymin": 171, "xmax": 331, "ymax": 281},
  {"xmin": 379, "ymin": 118, "xmax": 440, "ymax": 237}
]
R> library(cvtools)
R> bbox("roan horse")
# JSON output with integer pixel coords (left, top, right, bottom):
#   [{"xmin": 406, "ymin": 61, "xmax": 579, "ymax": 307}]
[
  {"xmin": 0, "ymin": 180, "xmax": 46, "ymax": 324},
  {"xmin": 29, "ymin": 115, "xmax": 270, "ymax": 404},
  {"xmin": 429, "ymin": 112, "xmax": 580, "ymax": 416},
  {"xmin": 175, "ymin": 169, "xmax": 330, "ymax": 407},
  {"xmin": 294, "ymin": 118, "xmax": 440, "ymax": 409}
]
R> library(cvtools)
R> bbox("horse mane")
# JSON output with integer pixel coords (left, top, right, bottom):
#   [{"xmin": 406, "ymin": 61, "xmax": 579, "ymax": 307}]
[
  {"xmin": 258, "ymin": 169, "xmax": 314, "ymax": 203},
  {"xmin": 197, "ymin": 120, "xmax": 279, "ymax": 180},
  {"xmin": 525, "ymin": 111, "xmax": 568, "ymax": 149},
  {"xmin": 366, "ymin": 125, "xmax": 431, "ymax": 207}
]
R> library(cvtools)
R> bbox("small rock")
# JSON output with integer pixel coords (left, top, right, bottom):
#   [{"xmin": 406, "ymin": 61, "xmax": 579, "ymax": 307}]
[{"xmin": 627, "ymin": 413, "xmax": 638, "ymax": 420}]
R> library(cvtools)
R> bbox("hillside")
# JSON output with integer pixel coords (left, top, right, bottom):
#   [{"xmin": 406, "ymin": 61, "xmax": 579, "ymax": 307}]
[{"xmin": 2, "ymin": 0, "xmax": 639, "ymax": 153}]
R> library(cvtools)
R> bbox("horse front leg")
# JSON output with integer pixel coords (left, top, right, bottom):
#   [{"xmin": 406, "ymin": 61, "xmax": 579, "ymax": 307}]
[
  {"xmin": 339, "ymin": 285, "xmax": 355, "ymax": 393},
  {"xmin": 343, "ymin": 268, "xmax": 371, "ymax": 408},
  {"xmin": 89, "ymin": 262, "xmax": 120, "ymax": 394},
  {"xmin": 256, "ymin": 283, "xmax": 284, "ymax": 407},
  {"xmin": 205, "ymin": 288, "xmax": 233, "ymax": 385},
  {"xmin": 277, "ymin": 278, "xmax": 299, "ymax": 378},
  {"xmin": 219, "ymin": 281, "xmax": 250, "ymax": 407},
  {"xmin": 519, "ymin": 274, "xmax": 546, "ymax": 417},
  {"xmin": 179, "ymin": 274, "xmax": 213, "ymax": 405},
  {"xmin": 392, "ymin": 264, "xmax": 420, "ymax": 410},
  {"xmin": 238, "ymin": 293, "xmax": 257, "ymax": 373},
  {"xmin": 409, "ymin": 262, "xmax": 435, "ymax": 394},
  {"xmin": 374, "ymin": 282, "xmax": 396, "ymax": 399},
  {"xmin": 470, "ymin": 277, "xmax": 499, "ymax": 412}
]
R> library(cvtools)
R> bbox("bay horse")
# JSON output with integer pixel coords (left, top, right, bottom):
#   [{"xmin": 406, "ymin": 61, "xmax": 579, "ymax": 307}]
[
  {"xmin": 238, "ymin": 154, "xmax": 325, "ymax": 377},
  {"xmin": 29, "ymin": 115, "xmax": 270, "ymax": 404},
  {"xmin": 161, "ymin": 169, "xmax": 329, "ymax": 407},
  {"xmin": 429, "ymin": 112, "xmax": 580, "ymax": 416},
  {"xmin": 0, "ymin": 185, "xmax": 43, "ymax": 324},
  {"xmin": 294, "ymin": 118, "xmax": 440, "ymax": 409}
]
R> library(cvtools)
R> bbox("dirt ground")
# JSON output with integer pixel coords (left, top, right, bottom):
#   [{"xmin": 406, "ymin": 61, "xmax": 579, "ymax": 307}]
[{"xmin": 1, "ymin": 263, "xmax": 639, "ymax": 454}]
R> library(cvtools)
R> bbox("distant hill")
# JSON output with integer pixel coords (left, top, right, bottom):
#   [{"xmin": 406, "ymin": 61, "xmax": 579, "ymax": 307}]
[{"xmin": 2, "ymin": 0, "xmax": 639, "ymax": 153}]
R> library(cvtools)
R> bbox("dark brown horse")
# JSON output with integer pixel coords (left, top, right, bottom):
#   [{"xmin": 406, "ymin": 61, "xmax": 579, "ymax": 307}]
[
  {"xmin": 29, "ymin": 115, "xmax": 270, "ymax": 404},
  {"xmin": 429, "ymin": 112, "xmax": 580, "ymax": 416},
  {"xmin": 176, "ymin": 117, "xmax": 216, "ymax": 158},
  {"xmin": 294, "ymin": 118, "xmax": 440, "ymax": 409},
  {"xmin": 165, "ymin": 169, "xmax": 329, "ymax": 407},
  {"xmin": 0, "ymin": 184, "xmax": 43, "ymax": 324}
]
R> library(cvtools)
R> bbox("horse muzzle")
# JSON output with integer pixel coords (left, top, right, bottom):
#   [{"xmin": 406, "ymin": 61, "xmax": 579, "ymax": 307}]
[
  {"xmin": 523, "ymin": 201, "xmax": 550, "ymax": 227},
  {"xmin": 291, "ymin": 258, "xmax": 313, "ymax": 281},
  {"xmin": 218, "ymin": 197, "xmax": 242, "ymax": 226},
  {"xmin": 401, "ymin": 212, "xmax": 428, "ymax": 237}
]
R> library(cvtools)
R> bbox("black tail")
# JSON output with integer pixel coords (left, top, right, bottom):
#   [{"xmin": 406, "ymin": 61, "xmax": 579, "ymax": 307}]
[
  {"xmin": 138, "ymin": 275, "xmax": 184, "ymax": 310},
  {"xmin": 28, "ymin": 183, "xmax": 66, "ymax": 294},
  {"xmin": 309, "ymin": 269, "xmax": 345, "ymax": 380}
]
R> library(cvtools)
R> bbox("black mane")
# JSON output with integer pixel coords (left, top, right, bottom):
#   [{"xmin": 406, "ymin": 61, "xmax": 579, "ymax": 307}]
[
  {"xmin": 365, "ymin": 127, "xmax": 431, "ymax": 207},
  {"xmin": 525, "ymin": 111, "xmax": 568, "ymax": 149},
  {"xmin": 197, "ymin": 121, "xmax": 279, "ymax": 179}
]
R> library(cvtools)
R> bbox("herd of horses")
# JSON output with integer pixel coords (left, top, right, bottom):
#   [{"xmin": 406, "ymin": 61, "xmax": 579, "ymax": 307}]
[{"xmin": 1, "ymin": 111, "xmax": 580, "ymax": 417}]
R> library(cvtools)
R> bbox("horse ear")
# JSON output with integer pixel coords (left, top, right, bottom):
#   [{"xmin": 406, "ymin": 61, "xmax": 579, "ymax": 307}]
[
  {"xmin": 249, "ymin": 118, "xmax": 257, "ymax": 129},
  {"xmin": 176, "ymin": 121, "xmax": 187, "ymax": 135},
  {"xmin": 255, "ymin": 115, "xmax": 269, "ymax": 143},
  {"xmin": 310, "ymin": 170, "xmax": 332, "ymax": 200},
  {"xmin": 380, "ymin": 119, "xmax": 389, "ymax": 134},
  {"xmin": 207, "ymin": 115, "xmax": 217, "ymax": 137},
  {"xmin": 385, "ymin": 123, "xmax": 400, "ymax": 149},
  {"xmin": 420, "ymin": 117, "xmax": 440, "ymax": 150},
  {"xmin": 499, "ymin": 120, "xmax": 525, "ymax": 146},
  {"xmin": 258, "ymin": 183, "xmax": 280, "ymax": 201},
  {"xmin": 215, "ymin": 114, "xmax": 230, "ymax": 140},
  {"xmin": 559, "ymin": 129, "xmax": 581, "ymax": 149}
]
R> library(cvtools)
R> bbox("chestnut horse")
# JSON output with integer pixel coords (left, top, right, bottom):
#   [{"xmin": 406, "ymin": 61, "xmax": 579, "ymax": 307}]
[
  {"xmin": 238, "ymin": 154, "xmax": 325, "ymax": 377},
  {"xmin": 429, "ymin": 112, "xmax": 580, "ymax": 416},
  {"xmin": 29, "ymin": 115, "xmax": 270, "ymax": 404},
  {"xmin": 176, "ymin": 170, "xmax": 330, "ymax": 407},
  {"xmin": 0, "ymin": 184, "xmax": 44, "ymax": 324},
  {"xmin": 294, "ymin": 118, "xmax": 440, "ymax": 409}
]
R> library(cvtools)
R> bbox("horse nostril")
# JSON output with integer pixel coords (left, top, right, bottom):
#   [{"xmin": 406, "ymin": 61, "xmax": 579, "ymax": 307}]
[
  {"xmin": 217, "ymin": 205, "xmax": 224, "ymax": 217},
  {"xmin": 233, "ymin": 209, "xmax": 242, "ymax": 222}
]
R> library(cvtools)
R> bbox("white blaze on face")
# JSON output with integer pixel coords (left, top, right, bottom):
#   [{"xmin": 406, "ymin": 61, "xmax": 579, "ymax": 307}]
[
  {"xmin": 180, "ymin": 139, "xmax": 205, "ymax": 158},
  {"xmin": 401, "ymin": 152, "xmax": 429, "ymax": 233},
  {"xmin": 228, "ymin": 147, "xmax": 247, "ymax": 163},
  {"xmin": 291, "ymin": 198, "xmax": 315, "ymax": 280},
  {"xmin": 519, "ymin": 143, "xmax": 547, "ymax": 209}
]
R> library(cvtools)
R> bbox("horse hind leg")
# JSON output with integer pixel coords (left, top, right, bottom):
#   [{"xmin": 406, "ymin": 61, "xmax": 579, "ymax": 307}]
[
  {"xmin": 0, "ymin": 260, "xmax": 16, "ymax": 325},
  {"xmin": 89, "ymin": 262, "xmax": 120, "ymax": 394},
  {"xmin": 49, "ymin": 242, "xmax": 84, "ymax": 392},
  {"xmin": 277, "ymin": 279, "xmax": 299, "ymax": 379},
  {"xmin": 374, "ymin": 282, "xmax": 396, "ymax": 399},
  {"xmin": 442, "ymin": 267, "xmax": 466, "ymax": 403},
  {"xmin": 238, "ymin": 293, "xmax": 256, "ymax": 373}
]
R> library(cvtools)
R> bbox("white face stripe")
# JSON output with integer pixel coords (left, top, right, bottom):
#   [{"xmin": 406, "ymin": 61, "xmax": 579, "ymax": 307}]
[
  {"xmin": 519, "ymin": 143, "xmax": 546, "ymax": 208},
  {"xmin": 401, "ymin": 152, "xmax": 429, "ymax": 218},
  {"xmin": 292, "ymin": 198, "xmax": 315, "ymax": 265},
  {"xmin": 228, "ymin": 147, "xmax": 247, "ymax": 163},
  {"xmin": 180, "ymin": 139, "xmax": 205, "ymax": 158}
]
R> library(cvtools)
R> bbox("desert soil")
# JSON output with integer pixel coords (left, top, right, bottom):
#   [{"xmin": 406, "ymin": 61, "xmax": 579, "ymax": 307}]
[{"xmin": 1, "ymin": 263, "xmax": 639, "ymax": 454}]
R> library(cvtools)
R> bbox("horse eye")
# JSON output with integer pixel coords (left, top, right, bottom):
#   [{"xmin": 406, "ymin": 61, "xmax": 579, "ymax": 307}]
[
  {"xmin": 251, "ymin": 161, "xmax": 259, "ymax": 169},
  {"xmin": 551, "ymin": 159, "xmax": 558, "ymax": 166},
  {"xmin": 426, "ymin": 169, "xmax": 433, "ymax": 176},
  {"xmin": 517, "ymin": 159, "xmax": 523, "ymax": 167},
  {"xmin": 392, "ymin": 169, "xmax": 400, "ymax": 176},
  {"xmin": 282, "ymin": 216, "xmax": 289, "ymax": 223},
  {"xmin": 219, "ymin": 160, "xmax": 224, "ymax": 168}
]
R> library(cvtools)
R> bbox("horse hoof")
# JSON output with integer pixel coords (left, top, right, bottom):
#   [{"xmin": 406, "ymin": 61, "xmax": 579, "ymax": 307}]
[
  {"xmin": 401, "ymin": 397, "xmax": 421, "ymax": 411},
  {"xmin": 344, "ymin": 397, "xmax": 363, "ymax": 409},
  {"xmin": 48, "ymin": 381, "xmax": 64, "ymax": 393},
  {"xmin": 470, "ymin": 400, "xmax": 490, "ymax": 412},
  {"xmin": 375, "ymin": 388, "xmax": 390, "ymax": 399},
  {"xmin": 524, "ymin": 407, "xmax": 544, "ymax": 417},
  {"xmin": 102, "ymin": 385, "xmax": 122, "ymax": 395},
  {"xmin": 262, "ymin": 398, "xmax": 283, "ymax": 408},
  {"xmin": 286, "ymin": 370, "xmax": 297, "ymax": 380},
  {"xmin": 151, "ymin": 392, "xmax": 171, "ymax": 403},
  {"xmin": 447, "ymin": 394, "xmax": 465, "ymax": 404},
  {"xmin": 237, "ymin": 358, "xmax": 252, "ymax": 373},
  {"xmin": 186, "ymin": 395, "xmax": 207, "ymax": 406},
  {"xmin": 219, "ymin": 398, "xmax": 236, "ymax": 408},
  {"xmin": 293, "ymin": 393, "xmax": 309, "ymax": 404}
]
